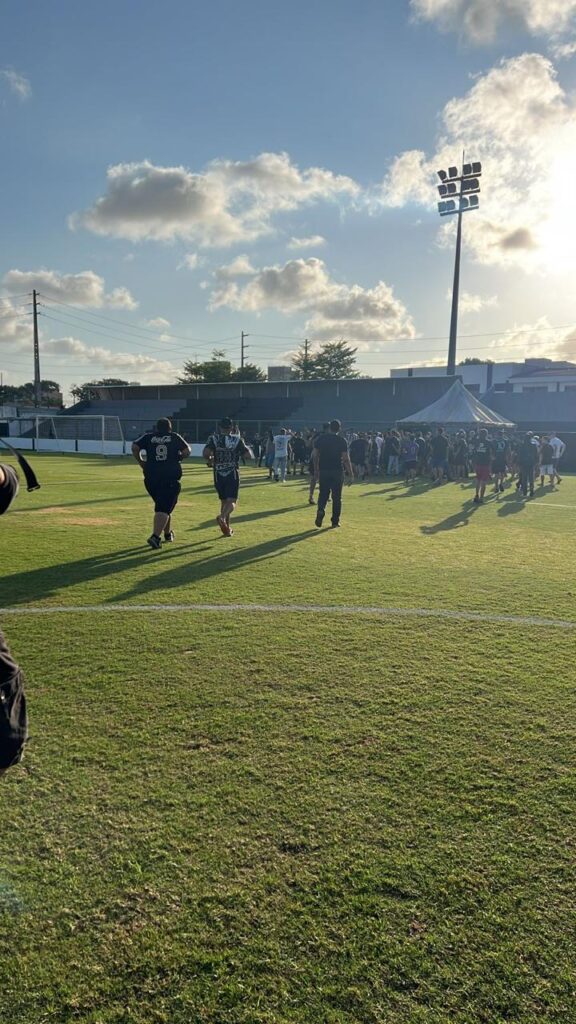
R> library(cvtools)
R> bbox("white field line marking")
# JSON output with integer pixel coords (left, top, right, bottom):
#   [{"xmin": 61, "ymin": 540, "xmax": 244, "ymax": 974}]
[
  {"xmin": 0, "ymin": 603, "xmax": 574, "ymax": 630},
  {"xmin": 528, "ymin": 503, "xmax": 576, "ymax": 509}
]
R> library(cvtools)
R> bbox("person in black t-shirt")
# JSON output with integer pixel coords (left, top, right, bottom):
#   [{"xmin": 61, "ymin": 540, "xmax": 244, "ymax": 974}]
[
  {"xmin": 0, "ymin": 461, "xmax": 28, "ymax": 775},
  {"xmin": 430, "ymin": 427, "xmax": 449, "ymax": 483},
  {"xmin": 203, "ymin": 416, "xmax": 253, "ymax": 536},
  {"xmin": 132, "ymin": 417, "xmax": 191, "ymax": 549},
  {"xmin": 491, "ymin": 430, "xmax": 509, "ymax": 493},
  {"xmin": 313, "ymin": 419, "xmax": 353, "ymax": 528},
  {"xmin": 472, "ymin": 429, "xmax": 494, "ymax": 504}
]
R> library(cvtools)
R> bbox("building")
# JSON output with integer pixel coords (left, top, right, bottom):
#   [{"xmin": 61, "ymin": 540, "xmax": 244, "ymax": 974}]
[
  {"xmin": 267, "ymin": 365, "xmax": 294, "ymax": 382},
  {"xmin": 391, "ymin": 358, "xmax": 576, "ymax": 396}
]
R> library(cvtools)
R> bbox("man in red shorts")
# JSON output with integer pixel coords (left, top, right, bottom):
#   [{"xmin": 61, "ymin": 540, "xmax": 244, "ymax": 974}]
[{"xmin": 472, "ymin": 428, "xmax": 493, "ymax": 504}]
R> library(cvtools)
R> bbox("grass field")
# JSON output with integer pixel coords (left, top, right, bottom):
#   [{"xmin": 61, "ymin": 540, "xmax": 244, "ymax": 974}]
[{"xmin": 1, "ymin": 453, "xmax": 575, "ymax": 1023}]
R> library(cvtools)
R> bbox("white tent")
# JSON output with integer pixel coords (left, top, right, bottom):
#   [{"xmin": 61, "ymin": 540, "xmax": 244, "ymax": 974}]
[{"xmin": 398, "ymin": 378, "xmax": 515, "ymax": 427}]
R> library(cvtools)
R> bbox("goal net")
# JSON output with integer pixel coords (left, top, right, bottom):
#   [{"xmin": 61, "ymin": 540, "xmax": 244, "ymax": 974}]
[{"xmin": 6, "ymin": 415, "xmax": 126, "ymax": 454}]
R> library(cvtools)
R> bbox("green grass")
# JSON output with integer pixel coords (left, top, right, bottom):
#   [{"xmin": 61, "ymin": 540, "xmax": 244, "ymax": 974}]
[{"xmin": 1, "ymin": 454, "xmax": 575, "ymax": 1023}]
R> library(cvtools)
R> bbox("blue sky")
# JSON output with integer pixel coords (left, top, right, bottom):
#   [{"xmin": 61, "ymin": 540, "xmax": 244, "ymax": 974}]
[{"xmin": 2, "ymin": 0, "xmax": 576, "ymax": 399}]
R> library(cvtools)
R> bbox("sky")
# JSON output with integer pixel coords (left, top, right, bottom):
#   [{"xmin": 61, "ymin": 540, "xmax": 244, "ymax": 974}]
[{"xmin": 2, "ymin": 0, "xmax": 576, "ymax": 401}]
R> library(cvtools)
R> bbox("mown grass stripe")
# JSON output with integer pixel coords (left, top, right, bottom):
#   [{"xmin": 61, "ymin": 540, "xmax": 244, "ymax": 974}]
[{"xmin": 1, "ymin": 602, "xmax": 574, "ymax": 629}]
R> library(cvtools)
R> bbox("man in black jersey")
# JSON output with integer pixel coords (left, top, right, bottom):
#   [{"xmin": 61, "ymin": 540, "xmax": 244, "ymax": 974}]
[
  {"xmin": 492, "ymin": 430, "xmax": 509, "ymax": 493},
  {"xmin": 203, "ymin": 417, "xmax": 253, "ymax": 537},
  {"xmin": 313, "ymin": 419, "xmax": 353, "ymax": 528},
  {"xmin": 132, "ymin": 418, "xmax": 191, "ymax": 549},
  {"xmin": 0, "ymin": 460, "xmax": 28, "ymax": 775}
]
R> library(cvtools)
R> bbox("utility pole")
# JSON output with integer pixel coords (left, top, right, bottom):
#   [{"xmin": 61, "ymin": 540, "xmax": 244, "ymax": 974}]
[
  {"xmin": 241, "ymin": 331, "xmax": 249, "ymax": 369},
  {"xmin": 303, "ymin": 338, "xmax": 310, "ymax": 379},
  {"xmin": 32, "ymin": 289, "xmax": 41, "ymax": 407}
]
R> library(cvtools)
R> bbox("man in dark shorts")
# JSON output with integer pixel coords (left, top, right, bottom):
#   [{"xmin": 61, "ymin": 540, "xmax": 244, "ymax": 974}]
[
  {"xmin": 517, "ymin": 432, "xmax": 539, "ymax": 498},
  {"xmin": 492, "ymin": 429, "xmax": 509, "ymax": 493},
  {"xmin": 472, "ymin": 428, "xmax": 493, "ymax": 503},
  {"xmin": 313, "ymin": 419, "xmax": 353, "ymax": 528},
  {"xmin": 203, "ymin": 417, "xmax": 253, "ymax": 536},
  {"xmin": 290, "ymin": 431, "xmax": 309, "ymax": 476},
  {"xmin": 0, "ymin": 460, "xmax": 28, "ymax": 776},
  {"xmin": 132, "ymin": 417, "xmax": 191, "ymax": 549},
  {"xmin": 349, "ymin": 433, "xmax": 369, "ymax": 480},
  {"xmin": 430, "ymin": 426, "xmax": 449, "ymax": 483}
]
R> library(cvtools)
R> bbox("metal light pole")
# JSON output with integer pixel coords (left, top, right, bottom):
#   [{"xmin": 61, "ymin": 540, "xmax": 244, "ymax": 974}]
[{"xmin": 437, "ymin": 159, "xmax": 482, "ymax": 375}]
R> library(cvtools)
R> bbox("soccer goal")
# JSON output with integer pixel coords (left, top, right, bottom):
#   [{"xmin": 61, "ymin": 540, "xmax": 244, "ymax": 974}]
[{"xmin": 6, "ymin": 415, "xmax": 127, "ymax": 455}]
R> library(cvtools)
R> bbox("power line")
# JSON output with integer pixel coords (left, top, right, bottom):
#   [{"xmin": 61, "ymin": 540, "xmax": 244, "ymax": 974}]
[
  {"xmin": 39, "ymin": 295, "xmax": 238, "ymax": 347},
  {"xmin": 40, "ymin": 312, "xmax": 196, "ymax": 359},
  {"xmin": 0, "ymin": 311, "xmax": 31, "ymax": 321},
  {"xmin": 40, "ymin": 305, "xmax": 227, "ymax": 355}
]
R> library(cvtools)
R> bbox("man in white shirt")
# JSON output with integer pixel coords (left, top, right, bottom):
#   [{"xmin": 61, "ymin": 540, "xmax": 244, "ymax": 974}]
[
  {"xmin": 273, "ymin": 428, "xmax": 292, "ymax": 482},
  {"xmin": 549, "ymin": 432, "xmax": 566, "ymax": 483}
]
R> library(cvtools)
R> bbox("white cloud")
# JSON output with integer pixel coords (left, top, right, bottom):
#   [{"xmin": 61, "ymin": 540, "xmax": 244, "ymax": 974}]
[
  {"xmin": 287, "ymin": 235, "xmax": 326, "ymax": 250},
  {"xmin": 483, "ymin": 316, "xmax": 576, "ymax": 361},
  {"xmin": 209, "ymin": 257, "xmax": 416, "ymax": 350},
  {"xmin": 70, "ymin": 152, "xmax": 359, "ymax": 248},
  {"xmin": 40, "ymin": 336, "xmax": 177, "ymax": 381},
  {"xmin": 146, "ymin": 317, "xmax": 171, "ymax": 330},
  {"xmin": 2, "ymin": 269, "xmax": 138, "ymax": 309},
  {"xmin": 177, "ymin": 253, "xmax": 200, "ymax": 271},
  {"xmin": 452, "ymin": 290, "xmax": 498, "ymax": 313},
  {"xmin": 214, "ymin": 255, "xmax": 257, "ymax": 280},
  {"xmin": 410, "ymin": 0, "xmax": 576, "ymax": 44},
  {"xmin": 0, "ymin": 297, "xmax": 32, "ymax": 348},
  {"xmin": 0, "ymin": 68, "xmax": 31, "ymax": 100},
  {"xmin": 552, "ymin": 39, "xmax": 576, "ymax": 58},
  {"xmin": 380, "ymin": 54, "xmax": 576, "ymax": 273}
]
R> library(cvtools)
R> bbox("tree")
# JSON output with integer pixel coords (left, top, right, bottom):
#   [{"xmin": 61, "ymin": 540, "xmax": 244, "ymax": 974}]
[
  {"xmin": 178, "ymin": 350, "xmax": 266, "ymax": 383},
  {"xmin": 70, "ymin": 378, "xmax": 132, "ymax": 402},
  {"xmin": 294, "ymin": 339, "xmax": 359, "ymax": 380},
  {"xmin": 459, "ymin": 358, "xmax": 495, "ymax": 365},
  {"xmin": 291, "ymin": 343, "xmax": 316, "ymax": 380},
  {"xmin": 177, "ymin": 348, "xmax": 233, "ymax": 384},
  {"xmin": 229, "ymin": 363, "xmax": 266, "ymax": 382},
  {"xmin": 0, "ymin": 380, "xmax": 63, "ymax": 407}
]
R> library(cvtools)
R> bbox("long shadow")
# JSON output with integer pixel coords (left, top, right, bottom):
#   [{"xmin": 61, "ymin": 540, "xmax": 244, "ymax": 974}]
[
  {"xmin": 420, "ymin": 500, "xmax": 481, "ymax": 534},
  {"xmin": 491, "ymin": 483, "xmax": 549, "ymax": 516},
  {"xmin": 194, "ymin": 505, "xmax": 306, "ymax": 529},
  {"xmin": 386, "ymin": 480, "xmax": 438, "ymax": 500},
  {"xmin": 111, "ymin": 529, "xmax": 320, "ymax": 602},
  {"xmin": 0, "ymin": 541, "xmax": 215, "ymax": 606}
]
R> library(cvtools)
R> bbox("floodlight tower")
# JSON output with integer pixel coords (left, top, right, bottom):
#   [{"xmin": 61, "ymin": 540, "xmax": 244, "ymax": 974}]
[{"xmin": 437, "ymin": 159, "xmax": 482, "ymax": 375}]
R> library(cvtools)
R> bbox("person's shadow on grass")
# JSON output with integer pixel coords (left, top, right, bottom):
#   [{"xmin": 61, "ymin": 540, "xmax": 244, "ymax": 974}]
[
  {"xmin": 420, "ymin": 499, "xmax": 481, "ymax": 534},
  {"xmin": 110, "ymin": 529, "xmax": 320, "ymax": 602},
  {"xmin": 0, "ymin": 531, "xmax": 319, "ymax": 607}
]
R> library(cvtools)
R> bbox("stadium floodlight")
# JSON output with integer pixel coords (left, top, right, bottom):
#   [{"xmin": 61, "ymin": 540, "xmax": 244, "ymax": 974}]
[{"xmin": 436, "ymin": 156, "xmax": 482, "ymax": 375}]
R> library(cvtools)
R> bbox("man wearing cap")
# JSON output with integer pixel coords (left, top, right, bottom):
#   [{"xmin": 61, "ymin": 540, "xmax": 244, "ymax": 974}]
[{"xmin": 203, "ymin": 417, "xmax": 253, "ymax": 536}]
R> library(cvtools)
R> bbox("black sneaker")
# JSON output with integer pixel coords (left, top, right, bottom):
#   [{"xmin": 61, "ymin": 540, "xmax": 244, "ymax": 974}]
[
  {"xmin": 330, "ymin": 522, "xmax": 340, "ymax": 528},
  {"xmin": 308, "ymin": 498, "xmax": 316, "ymax": 505},
  {"xmin": 164, "ymin": 530, "xmax": 175, "ymax": 542},
  {"xmin": 315, "ymin": 510, "xmax": 325, "ymax": 527},
  {"xmin": 473, "ymin": 495, "xmax": 480, "ymax": 504},
  {"xmin": 147, "ymin": 534, "xmax": 162, "ymax": 550}
]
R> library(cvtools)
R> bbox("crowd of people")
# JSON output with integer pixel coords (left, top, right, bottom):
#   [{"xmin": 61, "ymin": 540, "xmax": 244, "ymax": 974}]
[
  {"xmin": 130, "ymin": 417, "xmax": 568, "ymax": 548},
  {"xmin": 248, "ymin": 425, "xmax": 567, "ymax": 503}
]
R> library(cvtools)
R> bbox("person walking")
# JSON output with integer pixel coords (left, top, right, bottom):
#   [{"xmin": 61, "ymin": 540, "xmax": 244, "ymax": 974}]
[
  {"xmin": 203, "ymin": 417, "xmax": 253, "ymax": 536},
  {"xmin": 272, "ymin": 428, "xmax": 291, "ymax": 482},
  {"xmin": 472, "ymin": 428, "xmax": 493, "ymax": 504},
  {"xmin": 549, "ymin": 431, "xmax": 566, "ymax": 484},
  {"xmin": 517, "ymin": 432, "xmax": 539, "ymax": 497},
  {"xmin": 132, "ymin": 417, "xmax": 191, "ymax": 549},
  {"xmin": 313, "ymin": 419, "xmax": 353, "ymax": 529}
]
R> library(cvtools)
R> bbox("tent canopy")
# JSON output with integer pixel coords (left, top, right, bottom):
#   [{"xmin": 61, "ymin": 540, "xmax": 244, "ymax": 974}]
[{"xmin": 398, "ymin": 378, "xmax": 515, "ymax": 428}]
